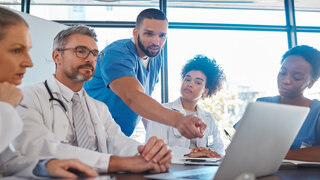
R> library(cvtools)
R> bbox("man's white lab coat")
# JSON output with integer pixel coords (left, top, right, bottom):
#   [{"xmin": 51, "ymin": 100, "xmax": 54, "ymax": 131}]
[{"xmin": 9, "ymin": 76, "xmax": 140, "ymax": 172}]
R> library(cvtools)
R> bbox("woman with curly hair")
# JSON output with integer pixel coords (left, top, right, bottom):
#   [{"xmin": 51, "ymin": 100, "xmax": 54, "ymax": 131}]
[{"xmin": 146, "ymin": 55, "xmax": 225, "ymax": 158}]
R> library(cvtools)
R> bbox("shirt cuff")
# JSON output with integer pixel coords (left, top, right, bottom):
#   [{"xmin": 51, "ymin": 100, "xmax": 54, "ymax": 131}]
[{"xmin": 33, "ymin": 158, "xmax": 55, "ymax": 177}]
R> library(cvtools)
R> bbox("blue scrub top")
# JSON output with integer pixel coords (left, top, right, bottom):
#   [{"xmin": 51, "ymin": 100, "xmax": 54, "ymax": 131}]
[{"xmin": 84, "ymin": 39, "xmax": 162, "ymax": 136}]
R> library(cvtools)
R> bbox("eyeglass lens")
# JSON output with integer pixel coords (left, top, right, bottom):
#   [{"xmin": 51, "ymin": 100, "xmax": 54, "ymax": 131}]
[{"xmin": 75, "ymin": 46, "xmax": 100, "ymax": 59}]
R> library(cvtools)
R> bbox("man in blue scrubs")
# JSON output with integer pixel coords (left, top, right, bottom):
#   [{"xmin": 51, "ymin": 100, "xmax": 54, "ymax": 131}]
[{"xmin": 84, "ymin": 8, "xmax": 206, "ymax": 139}]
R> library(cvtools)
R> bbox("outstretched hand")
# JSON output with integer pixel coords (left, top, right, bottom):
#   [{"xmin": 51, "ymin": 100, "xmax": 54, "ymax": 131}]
[{"xmin": 175, "ymin": 114, "xmax": 207, "ymax": 139}]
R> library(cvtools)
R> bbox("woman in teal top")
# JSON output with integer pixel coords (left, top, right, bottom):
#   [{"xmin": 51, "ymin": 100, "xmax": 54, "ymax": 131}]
[{"xmin": 258, "ymin": 45, "xmax": 320, "ymax": 162}]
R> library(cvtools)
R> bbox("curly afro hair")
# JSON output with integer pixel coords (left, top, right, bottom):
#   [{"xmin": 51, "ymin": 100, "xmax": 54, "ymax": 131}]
[{"xmin": 181, "ymin": 55, "xmax": 225, "ymax": 98}]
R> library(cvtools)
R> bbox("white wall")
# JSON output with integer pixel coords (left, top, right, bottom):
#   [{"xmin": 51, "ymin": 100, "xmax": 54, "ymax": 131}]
[{"xmin": 12, "ymin": 9, "xmax": 67, "ymax": 87}]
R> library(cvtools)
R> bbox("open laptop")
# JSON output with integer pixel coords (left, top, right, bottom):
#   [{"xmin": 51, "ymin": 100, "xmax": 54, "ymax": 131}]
[{"xmin": 145, "ymin": 101, "xmax": 309, "ymax": 180}]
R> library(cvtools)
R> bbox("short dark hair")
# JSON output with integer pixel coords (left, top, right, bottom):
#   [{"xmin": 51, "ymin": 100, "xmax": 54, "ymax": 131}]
[
  {"xmin": 181, "ymin": 55, "xmax": 225, "ymax": 97},
  {"xmin": 136, "ymin": 8, "xmax": 168, "ymax": 28},
  {"xmin": 0, "ymin": 6, "xmax": 28, "ymax": 40},
  {"xmin": 281, "ymin": 45, "xmax": 320, "ymax": 80}
]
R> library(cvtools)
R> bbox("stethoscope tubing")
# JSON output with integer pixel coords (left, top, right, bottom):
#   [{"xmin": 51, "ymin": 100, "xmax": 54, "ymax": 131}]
[
  {"xmin": 44, "ymin": 80, "xmax": 67, "ymax": 112},
  {"xmin": 44, "ymin": 80, "xmax": 76, "ymax": 143}
]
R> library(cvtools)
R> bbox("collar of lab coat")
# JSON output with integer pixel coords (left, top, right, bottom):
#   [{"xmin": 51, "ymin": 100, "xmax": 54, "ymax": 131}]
[
  {"xmin": 168, "ymin": 97, "xmax": 208, "ymax": 122},
  {"xmin": 46, "ymin": 75, "xmax": 61, "ymax": 95}
]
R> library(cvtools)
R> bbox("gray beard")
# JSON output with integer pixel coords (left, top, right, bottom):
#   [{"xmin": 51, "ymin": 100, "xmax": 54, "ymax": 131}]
[{"xmin": 64, "ymin": 70, "xmax": 92, "ymax": 82}]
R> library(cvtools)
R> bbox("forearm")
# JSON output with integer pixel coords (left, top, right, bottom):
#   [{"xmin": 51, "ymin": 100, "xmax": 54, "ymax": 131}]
[
  {"xmin": 123, "ymin": 90, "xmax": 182, "ymax": 127},
  {"xmin": 122, "ymin": 90, "xmax": 205, "ymax": 139},
  {"xmin": 110, "ymin": 77, "xmax": 183, "ymax": 127},
  {"xmin": 108, "ymin": 155, "xmax": 167, "ymax": 173},
  {"xmin": 285, "ymin": 147, "xmax": 320, "ymax": 162},
  {"xmin": 107, "ymin": 156, "xmax": 127, "ymax": 172}
]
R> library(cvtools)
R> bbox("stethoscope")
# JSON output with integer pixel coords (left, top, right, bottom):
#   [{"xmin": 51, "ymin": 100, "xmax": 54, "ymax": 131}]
[
  {"xmin": 44, "ymin": 80, "xmax": 67, "ymax": 112},
  {"xmin": 44, "ymin": 80, "xmax": 77, "ymax": 143}
]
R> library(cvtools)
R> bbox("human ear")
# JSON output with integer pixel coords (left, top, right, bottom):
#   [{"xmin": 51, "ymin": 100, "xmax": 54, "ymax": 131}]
[
  {"xmin": 133, "ymin": 28, "xmax": 138, "ymax": 38},
  {"xmin": 202, "ymin": 88, "xmax": 209, "ymax": 97},
  {"xmin": 52, "ymin": 50, "xmax": 62, "ymax": 65}
]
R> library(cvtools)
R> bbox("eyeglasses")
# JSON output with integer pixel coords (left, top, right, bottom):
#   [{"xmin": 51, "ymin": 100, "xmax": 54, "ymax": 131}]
[{"xmin": 57, "ymin": 46, "xmax": 104, "ymax": 61}]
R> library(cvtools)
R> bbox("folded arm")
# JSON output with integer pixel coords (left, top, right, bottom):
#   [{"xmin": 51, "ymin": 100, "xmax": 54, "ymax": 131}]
[
  {"xmin": 108, "ymin": 155, "xmax": 170, "ymax": 173},
  {"xmin": 285, "ymin": 146, "xmax": 320, "ymax": 162}
]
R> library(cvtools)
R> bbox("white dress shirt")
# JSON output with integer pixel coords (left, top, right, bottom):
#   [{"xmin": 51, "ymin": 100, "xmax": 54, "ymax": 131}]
[{"xmin": 55, "ymin": 79, "xmax": 97, "ymax": 150}]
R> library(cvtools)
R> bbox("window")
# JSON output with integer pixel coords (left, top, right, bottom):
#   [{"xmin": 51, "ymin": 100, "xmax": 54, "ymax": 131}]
[
  {"xmin": 168, "ymin": 29, "xmax": 287, "ymax": 101},
  {"xmin": 0, "ymin": 1, "xmax": 21, "ymax": 11},
  {"xmin": 295, "ymin": 1, "xmax": 320, "ymax": 26},
  {"xmin": 94, "ymin": 28, "xmax": 132, "ymax": 50},
  {"xmin": 167, "ymin": 1, "xmax": 285, "ymax": 25},
  {"xmin": 29, "ymin": 0, "xmax": 159, "ymax": 21}
]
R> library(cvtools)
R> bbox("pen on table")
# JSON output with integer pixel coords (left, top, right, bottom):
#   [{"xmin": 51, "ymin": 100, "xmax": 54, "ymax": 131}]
[{"xmin": 224, "ymin": 129, "xmax": 232, "ymax": 141}]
